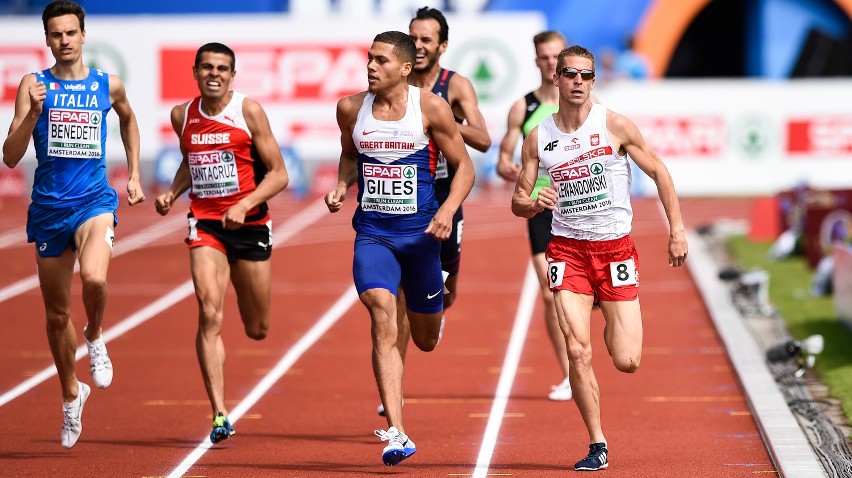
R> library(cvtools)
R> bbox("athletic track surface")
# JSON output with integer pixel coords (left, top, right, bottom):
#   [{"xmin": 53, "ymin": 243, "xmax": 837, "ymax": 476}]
[{"xmin": 0, "ymin": 190, "xmax": 778, "ymax": 477}]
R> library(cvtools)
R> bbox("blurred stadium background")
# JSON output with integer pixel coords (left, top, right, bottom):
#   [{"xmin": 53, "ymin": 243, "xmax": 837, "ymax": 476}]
[{"xmin": 1, "ymin": 0, "xmax": 851, "ymax": 199}]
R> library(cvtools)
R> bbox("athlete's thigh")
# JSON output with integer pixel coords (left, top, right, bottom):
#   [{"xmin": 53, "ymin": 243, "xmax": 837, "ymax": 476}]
[
  {"xmin": 552, "ymin": 288, "xmax": 595, "ymax": 344},
  {"xmin": 35, "ymin": 248, "xmax": 76, "ymax": 315},
  {"xmin": 189, "ymin": 246, "xmax": 231, "ymax": 313},
  {"xmin": 353, "ymin": 234, "xmax": 401, "ymax": 296},
  {"xmin": 399, "ymin": 234, "xmax": 443, "ymax": 315},
  {"xmin": 74, "ymin": 213, "xmax": 116, "ymax": 278},
  {"xmin": 599, "ymin": 298, "xmax": 643, "ymax": 361},
  {"xmin": 230, "ymin": 258, "xmax": 272, "ymax": 323}
]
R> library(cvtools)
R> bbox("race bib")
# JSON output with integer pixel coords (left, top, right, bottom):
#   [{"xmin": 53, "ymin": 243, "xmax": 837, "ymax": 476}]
[
  {"xmin": 435, "ymin": 153, "xmax": 448, "ymax": 179},
  {"xmin": 609, "ymin": 258, "xmax": 637, "ymax": 287},
  {"xmin": 361, "ymin": 163, "xmax": 417, "ymax": 214},
  {"xmin": 47, "ymin": 108, "xmax": 102, "ymax": 158},
  {"xmin": 548, "ymin": 261, "xmax": 566, "ymax": 288},
  {"xmin": 188, "ymin": 150, "xmax": 240, "ymax": 198}
]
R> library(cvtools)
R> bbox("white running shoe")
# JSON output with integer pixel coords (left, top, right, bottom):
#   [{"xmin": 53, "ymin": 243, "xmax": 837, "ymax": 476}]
[
  {"xmin": 374, "ymin": 426, "xmax": 416, "ymax": 466},
  {"xmin": 61, "ymin": 382, "xmax": 90, "ymax": 448},
  {"xmin": 548, "ymin": 377, "xmax": 573, "ymax": 401},
  {"xmin": 84, "ymin": 326, "xmax": 113, "ymax": 388}
]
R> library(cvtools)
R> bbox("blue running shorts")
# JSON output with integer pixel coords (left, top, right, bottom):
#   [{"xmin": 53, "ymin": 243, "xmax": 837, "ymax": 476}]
[
  {"xmin": 353, "ymin": 232, "xmax": 443, "ymax": 314},
  {"xmin": 27, "ymin": 191, "xmax": 119, "ymax": 258}
]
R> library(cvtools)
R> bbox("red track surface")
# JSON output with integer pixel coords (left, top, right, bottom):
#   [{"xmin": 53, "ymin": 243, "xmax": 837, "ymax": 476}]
[{"xmin": 0, "ymin": 191, "xmax": 773, "ymax": 477}]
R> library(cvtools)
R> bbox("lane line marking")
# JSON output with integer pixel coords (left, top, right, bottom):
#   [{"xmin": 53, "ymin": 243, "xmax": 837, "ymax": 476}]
[
  {"xmin": 0, "ymin": 213, "xmax": 186, "ymax": 305},
  {"xmin": 0, "ymin": 200, "xmax": 331, "ymax": 407},
  {"xmin": 472, "ymin": 261, "xmax": 537, "ymax": 478},
  {"xmin": 166, "ymin": 284, "xmax": 359, "ymax": 478}
]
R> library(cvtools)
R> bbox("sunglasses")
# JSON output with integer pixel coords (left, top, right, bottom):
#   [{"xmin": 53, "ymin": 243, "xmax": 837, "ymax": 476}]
[{"xmin": 559, "ymin": 67, "xmax": 595, "ymax": 80}]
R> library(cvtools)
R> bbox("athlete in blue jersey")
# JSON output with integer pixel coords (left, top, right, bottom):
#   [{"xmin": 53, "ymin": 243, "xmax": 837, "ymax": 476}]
[
  {"xmin": 2, "ymin": 0, "xmax": 144, "ymax": 449},
  {"xmin": 369, "ymin": 6, "xmax": 492, "ymax": 419},
  {"xmin": 325, "ymin": 31, "xmax": 474, "ymax": 466}
]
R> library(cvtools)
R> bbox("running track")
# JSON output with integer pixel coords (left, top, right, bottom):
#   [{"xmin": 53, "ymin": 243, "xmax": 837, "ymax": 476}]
[{"xmin": 0, "ymin": 191, "xmax": 777, "ymax": 477}]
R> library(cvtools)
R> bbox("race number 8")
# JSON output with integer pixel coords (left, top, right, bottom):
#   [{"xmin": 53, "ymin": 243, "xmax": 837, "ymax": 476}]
[
  {"xmin": 609, "ymin": 258, "xmax": 637, "ymax": 287},
  {"xmin": 548, "ymin": 262, "xmax": 566, "ymax": 288}
]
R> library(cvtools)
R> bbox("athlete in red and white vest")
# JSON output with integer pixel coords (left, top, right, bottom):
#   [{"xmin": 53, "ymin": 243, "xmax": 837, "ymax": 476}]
[{"xmin": 511, "ymin": 44, "xmax": 687, "ymax": 472}]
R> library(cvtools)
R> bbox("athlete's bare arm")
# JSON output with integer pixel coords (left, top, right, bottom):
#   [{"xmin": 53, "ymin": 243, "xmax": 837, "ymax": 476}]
[
  {"xmin": 496, "ymin": 97, "xmax": 526, "ymax": 182},
  {"xmin": 326, "ymin": 93, "xmax": 364, "ymax": 213},
  {"xmin": 422, "ymin": 90, "xmax": 474, "ymax": 240},
  {"xmin": 155, "ymin": 104, "xmax": 193, "ymax": 216},
  {"xmin": 220, "ymin": 97, "xmax": 289, "ymax": 229},
  {"xmin": 448, "ymin": 74, "xmax": 490, "ymax": 153},
  {"xmin": 109, "ymin": 74, "xmax": 145, "ymax": 205},
  {"xmin": 511, "ymin": 126, "xmax": 555, "ymax": 218},
  {"xmin": 607, "ymin": 110, "xmax": 687, "ymax": 267},
  {"xmin": 3, "ymin": 74, "xmax": 42, "ymax": 168}
]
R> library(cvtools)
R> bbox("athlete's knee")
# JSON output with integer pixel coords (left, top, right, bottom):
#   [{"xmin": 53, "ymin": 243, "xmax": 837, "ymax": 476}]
[
  {"xmin": 45, "ymin": 310, "xmax": 72, "ymax": 329},
  {"xmin": 442, "ymin": 291, "xmax": 457, "ymax": 309},
  {"xmin": 566, "ymin": 341, "xmax": 592, "ymax": 367},
  {"xmin": 613, "ymin": 353, "xmax": 641, "ymax": 373},
  {"xmin": 244, "ymin": 321, "xmax": 268, "ymax": 340},
  {"xmin": 79, "ymin": 267, "xmax": 107, "ymax": 292},
  {"xmin": 411, "ymin": 334, "xmax": 438, "ymax": 352}
]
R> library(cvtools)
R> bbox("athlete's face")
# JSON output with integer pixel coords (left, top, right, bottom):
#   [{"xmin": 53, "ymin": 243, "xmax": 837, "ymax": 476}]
[
  {"xmin": 366, "ymin": 41, "xmax": 411, "ymax": 93},
  {"xmin": 409, "ymin": 18, "xmax": 446, "ymax": 72},
  {"xmin": 534, "ymin": 39, "xmax": 565, "ymax": 83},
  {"xmin": 555, "ymin": 55, "xmax": 595, "ymax": 106},
  {"xmin": 45, "ymin": 14, "xmax": 85, "ymax": 65},
  {"xmin": 193, "ymin": 52, "xmax": 235, "ymax": 100}
]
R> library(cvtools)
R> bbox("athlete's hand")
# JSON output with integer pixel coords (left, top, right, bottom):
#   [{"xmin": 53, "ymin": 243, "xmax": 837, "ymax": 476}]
[
  {"xmin": 223, "ymin": 202, "xmax": 248, "ymax": 230},
  {"xmin": 126, "ymin": 178, "xmax": 145, "ymax": 206},
  {"xmin": 535, "ymin": 186, "xmax": 558, "ymax": 212},
  {"xmin": 28, "ymin": 82, "xmax": 46, "ymax": 117},
  {"xmin": 668, "ymin": 232, "xmax": 688, "ymax": 267},
  {"xmin": 325, "ymin": 184, "xmax": 347, "ymax": 213},
  {"xmin": 496, "ymin": 159, "xmax": 520, "ymax": 183},
  {"xmin": 426, "ymin": 208, "xmax": 453, "ymax": 241},
  {"xmin": 154, "ymin": 192, "xmax": 176, "ymax": 216}
]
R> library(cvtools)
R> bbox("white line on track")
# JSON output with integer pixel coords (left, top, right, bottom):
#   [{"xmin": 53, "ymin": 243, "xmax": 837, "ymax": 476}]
[
  {"xmin": 0, "ymin": 213, "xmax": 187, "ymax": 305},
  {"xmin": 472, "ymin": 261, "xmax": 538, "ymax": 478},
  {"xmin": 0, "ymin": 200, "xmax": 330, "ymax": 407},
  {"xmin": 167, "ymin": 284, "xmax": 359, "ymax": 478},
  {"xmin": 0, "ymin": 226, "xmax": 26, "ymax": 249}
]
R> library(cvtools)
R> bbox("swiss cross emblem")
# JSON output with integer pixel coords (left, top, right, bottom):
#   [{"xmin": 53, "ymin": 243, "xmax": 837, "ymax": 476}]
[{"xmin": 590, "ymin": 134, "xmax": 600, "ymax": 146}]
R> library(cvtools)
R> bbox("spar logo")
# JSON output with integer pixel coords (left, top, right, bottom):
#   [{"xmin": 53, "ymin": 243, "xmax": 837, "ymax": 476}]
[
  {"xmin": 550, "ymin": 162, "xmax": 603, "ymax": 182},
  {"xmin": 188, "ymin": 150, "xmax": 233, "ymax": 165},
  {"xmin": 160, "ymin": 44, "xmax": 369, "ymax": 101},
  {"xmin": 788, "ymin": 116, "xmax": 852, "ymax": 154},
  {"xmin": 49, "ymin": 109, "xmax": 101, "ymax": 124},
  {"xmin": 637, "ymin": 116, "xmax": 724, "ymax": 157},
  {"xmin": 363, "ymin": 163, "xmax": 414, "ymax": 179}
]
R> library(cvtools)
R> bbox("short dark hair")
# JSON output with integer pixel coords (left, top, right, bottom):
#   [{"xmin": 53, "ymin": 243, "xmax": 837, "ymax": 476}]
[
  {"xmin": 373, "ymin": 31, "xmax": 416, "ymax": 64},
  {"xmin": 194, "ymin": 42, "xmax": 236, "ymax": 71},
  {"xmin": 409, "ymin": 6, "xmax": 449, "ymax": 44},
  {"xmin": 42, "ymin": 0, "xmax": 85, "ymax": 33},
  {"xmin": 533, "ymin": 30, "xmax": 566, "ymax": 48},
  {"xmin": 557, "ymin": 45, "xmax": 596, "ymax": 71}
]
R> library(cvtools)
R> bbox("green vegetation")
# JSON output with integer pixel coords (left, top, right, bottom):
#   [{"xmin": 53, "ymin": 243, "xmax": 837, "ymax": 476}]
[{"xmin": 727, "ymin": 236, "xmax": 852, "ymax": 424}]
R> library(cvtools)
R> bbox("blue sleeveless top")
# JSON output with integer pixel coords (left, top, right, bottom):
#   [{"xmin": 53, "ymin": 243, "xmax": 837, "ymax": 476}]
[{"xmin": 31, "ymin": 68, "xmax": 114, "ymax": 207}]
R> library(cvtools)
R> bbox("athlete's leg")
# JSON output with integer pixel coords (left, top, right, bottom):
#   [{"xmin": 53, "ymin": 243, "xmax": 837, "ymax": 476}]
[
  {"xmin": 532, "ymin": 252, "xmax": 571, "ymax": 383},
  {"xmin": 395, "ymin": 291, "xmax": 411, "ymax": 363},
  {"xmin": 407, "ymin": 310, "xmax": 444, "ymax": 352},
  {"xmin": 189, "ymin": 246, "xmax": 231, "ymax": 416},
  {"xmin": 362, "ymin": 287, "xmax": 407, "ymax": 433},
  {"xmin": 74, "ymin": 213, "xmax": 115, "ymax": 343},
  {"xmin": 599, "ymin": 298, "xmax": 643, "ymax": 373},
  {"xmin": 553, "ymin": 289, "xmax": 604, "ymax": 444},
  {"xmin": 230, "ymin": 258, "xmax": 271, "ymax": 340},
  {"xmin": 37, "ymin": 248, "xmax": 80, "ymax": 402}
]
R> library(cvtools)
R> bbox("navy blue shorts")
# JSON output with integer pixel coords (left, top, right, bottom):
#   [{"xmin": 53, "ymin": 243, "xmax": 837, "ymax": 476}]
[
  {"xmin": 353, "ymin": 232, "xmax": 443, "ymax": 314},
  {"xmin": 439, "ymin": 206, "xmax": 463, "ymax": 277},
  {"xmin": 27, "ymin": 191, "xmax": 119, "ymax": 257}
]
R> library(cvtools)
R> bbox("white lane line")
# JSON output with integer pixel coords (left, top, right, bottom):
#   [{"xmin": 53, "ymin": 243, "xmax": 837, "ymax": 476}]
[
  {"xmin": 0, "ymin": 200, "xmax": 331, "ymax": 406},
  {"xmin": 0, "ymin": 227, "xmax": 26, "ymax": 249},
  {"xmin": 167, "ymin": 284, "xmax": 359, "ymax": 478},
  {"xmin": 472, "ymin": 261, "xmax": 538, "ymax": 478},
  {"xmin": 0, "ymin": 213, "xmax": 187, "ymax": 305}
]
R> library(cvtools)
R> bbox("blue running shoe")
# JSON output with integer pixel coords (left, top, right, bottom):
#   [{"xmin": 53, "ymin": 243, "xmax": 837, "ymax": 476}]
[
  {"xmin": 574, "ymin": 442, "xmax": 608, "ymax": 471},
  {"xmin": 374, "ymin": 426, "xmax": 416, "ymax": 466},
  {"xmin": 210, "ymin": 413, "xmax": 235, "ymax": 444}
]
